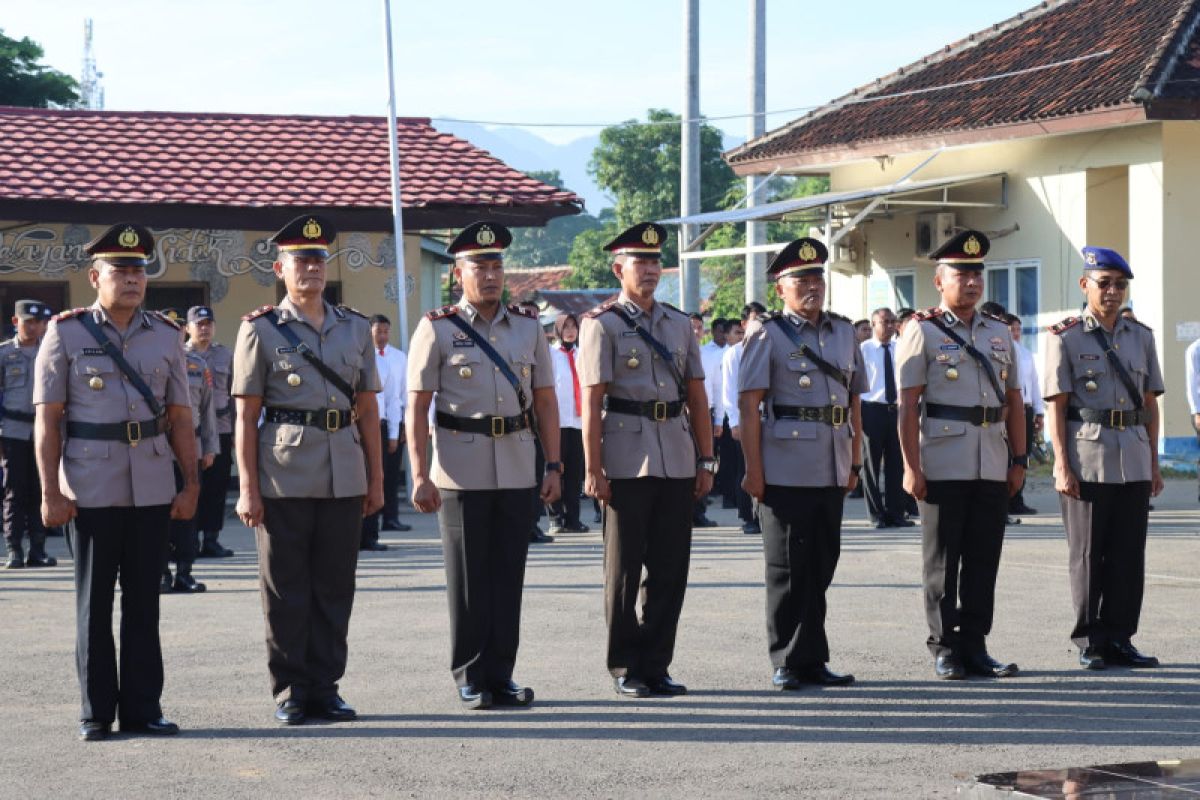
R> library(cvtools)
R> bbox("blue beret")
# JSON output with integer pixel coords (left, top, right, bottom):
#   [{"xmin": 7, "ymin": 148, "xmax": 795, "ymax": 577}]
[{"xmin": 1081, "ymin": 246, "xmax": 1132, "ymax": 278}]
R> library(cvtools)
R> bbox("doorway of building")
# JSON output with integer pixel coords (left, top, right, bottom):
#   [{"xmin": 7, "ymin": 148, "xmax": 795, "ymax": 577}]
[{"xmin": 0, "ymin": 283, "xmax": 69, "ymax": 338}]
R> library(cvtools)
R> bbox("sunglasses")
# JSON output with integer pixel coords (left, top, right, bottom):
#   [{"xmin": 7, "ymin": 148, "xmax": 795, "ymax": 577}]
[{"xmin": 1088, "ymin": 277, "xmax": 1129, "ymax": 291}]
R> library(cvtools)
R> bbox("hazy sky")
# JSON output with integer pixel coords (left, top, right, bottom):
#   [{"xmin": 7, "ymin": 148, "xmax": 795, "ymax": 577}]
[{"xmin": 8, "ymin": 0, "xmax": 1036, "ymax": 145}]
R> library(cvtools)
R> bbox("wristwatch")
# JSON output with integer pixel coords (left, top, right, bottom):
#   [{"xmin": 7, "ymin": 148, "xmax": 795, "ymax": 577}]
[
  {"xmin": 1010, "ymin": 454, "xmax": 1029, "ymax": 468},
  {"xmin": 697, "ymin": 457, "xmax": 719, "ymax": 474},
  {"xmin": 544, "ymin": 461, "xmax": 563, "ymax": 474}
]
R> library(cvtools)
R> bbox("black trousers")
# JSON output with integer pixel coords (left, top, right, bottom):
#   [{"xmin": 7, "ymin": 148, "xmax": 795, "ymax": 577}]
[
  {"xmin": 166, "ymin": 462, "xmax": 197, "ymax": 576},
  {"xmin": 759, "ymin": 484, "xmax": 844, "ymax": 667},
  {"xmin": 604, "ymin": 477, "xmax": 693, "ymax": 679},
  {"xmin": 861, "ymin": 403, "xmax": 904, "ymax": 524},
  {"xmin": 197, "ymin": 432, "xmax": 233, "ymax": 539},
  {"xmin": 71, "ymin": 504, "xmax": 170, "ymax": 724},
  {"xmin": 1, "ymin": 436, "xmax": 46, "ymax": 555},
  {"xmin": 549, "ymin": 427, "xmax": 584, "ymax": 527},
  {"xmin": 382, "ymin": 420, "xmax": 403, "ymax": 522},
  {"xmin": 1061, "ymin": 481, "xmax": 1152, "ymax": 648},
  {"xmin": 438, "ymin": 488, "xmax": 533, "ymax": 688},
  {"xmin": 716, "ymin": 419, "xmax": 741, "ymax": 507},
  {"xmin": 361, "ymin": 421, "xmax": 391, "ymax": 546},
  {"xmin": 920, "ymin": 480, "xmax": 1008, "ymax": 658},
  {"xmin": 257, "ymin": 496, "xmax": 362, "ymax": 704}
]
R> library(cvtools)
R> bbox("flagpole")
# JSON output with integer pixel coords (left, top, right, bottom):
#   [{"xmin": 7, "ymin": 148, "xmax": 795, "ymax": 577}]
[{"xmin": 382, "ymin": 0, "xmax": 409, "ymax": 348}]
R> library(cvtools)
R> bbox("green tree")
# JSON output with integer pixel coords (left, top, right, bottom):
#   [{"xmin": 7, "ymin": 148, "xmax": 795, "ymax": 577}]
[
  {"xmin": 562, "ymin": 224, "xmax": 620, "ymax": 289},
  {"xmin": 506, "ymin": 171, "xmax": 603, "ymax": 268},
  {"xmin": 0, "ymin": 30, "xmax": 79, "ymax": 107}
]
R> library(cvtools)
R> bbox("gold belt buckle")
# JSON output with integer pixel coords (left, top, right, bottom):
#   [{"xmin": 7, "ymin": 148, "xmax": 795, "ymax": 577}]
[
  {"xmin": 653, "ymin": 401, "xmax": 668, "ymax": 422},
  {"xmin": 1110, "ymin": 409, "xmax": 1125, "ymax": 431},
  {"xmin": 830, "ymin": 405, "xmax": 845, "ymax": 427},
  {"xmin": 126, "ymin": 420, "xmax": 141, "ymax": 446},
  {"xmin": 325, "ymin": 409, "xmax": 341, "ymax": 432},
  {"xmin": 491, "ymin": 415, "xmax": 506, "ymax": 437}
]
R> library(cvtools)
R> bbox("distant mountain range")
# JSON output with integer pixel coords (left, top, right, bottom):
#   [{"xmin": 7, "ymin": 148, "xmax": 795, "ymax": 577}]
[{"xmin": 433, "ymin": 120, "xmax": 744, "ymax": 217}]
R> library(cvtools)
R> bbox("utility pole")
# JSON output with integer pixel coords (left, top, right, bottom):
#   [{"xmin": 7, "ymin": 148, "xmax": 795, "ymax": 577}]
[
  {"xmin": 680, "ymin": 0, "xmax": 701, "ymax": 312},
  {"xmin": 381, "ymin": 0, "xmax": 410, "ymax": 347},
  {"xmin": 746, "ymin": 0, "xmax": 766, "ymax": 303},
  {"xmin": 80, "ymin": 19, "xmax": 104, "ymax": 110}
]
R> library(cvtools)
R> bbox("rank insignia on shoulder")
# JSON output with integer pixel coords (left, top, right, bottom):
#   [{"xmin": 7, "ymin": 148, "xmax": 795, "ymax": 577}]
[
  {"xmin": 585, "ymin": 300, "xmax": 616, "ymax": 319},
  {"xmin": 981, "ymin": 310, "xmax": 1007, "ymax": 324},
  {"xmin": 1049, "ymin": 316, "xmax": 1081, "ymax": 335},
  {"xmin": 913, "ymin": 307, "xmax": 940, "ymax": 322},
  {"xmin": 150, "ymin": 310, "xmax": 182, "ymax": 330},
  {"xmin": 426, "ymin": 305, "xmax": 459, "ymax": 321},
  {"xmin": 337, "ymin": 304, "xmax": 368, "ymax": 319},
  {"xmin": 243, "ymin": 305, "xmax": 276, "ymax": 321},
  {"xmin": 827, "ymin": 311, "xmax": 850, "ymax": 323},
  {"xmin": 661, "ymin": 301, "xmax": 684, "ymax": 315},
  {"xmin": 55, "ymin": 307, "xmax": 90, "ymax": 322},
  {"xmin": 507, "ymin": 304, "xmax": 537, "ymax": 319}
]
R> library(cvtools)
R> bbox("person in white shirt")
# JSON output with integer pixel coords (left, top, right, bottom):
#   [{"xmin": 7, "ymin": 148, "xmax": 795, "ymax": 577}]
[
  {"xmin": 366, "ymin": 315, "xmax": 410, "ymax": 545},
  {"xmin": 1187, "ymin": 337, "xmax": 1200, "ymax": 502},
  {"xmin": 1007, "ymin": 314, "xmax": 1043, "ymax": 515},
  {"xmin": 723, "ymin": 302, "xmax": 768, "ymax": 534},
  {"xmin": 548, "ymin": 313, "xmax": 587, "ymax": 533},
  {"xmin": 688, "ymin": 313, "xmax": 719, "ymax": 528},
  {"xmin": 701, "ymin": 318, "xmax": 731, "ymax": 506},
  {"xmin": 858, "ymin": 307, "xmax": 913, "ymax": 529}
]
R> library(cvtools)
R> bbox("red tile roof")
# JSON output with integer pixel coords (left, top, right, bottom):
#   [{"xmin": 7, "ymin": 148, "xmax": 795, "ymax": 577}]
[
  {"xmin": 728, "ymin": 0, "xmax": 1200, "ymax": 171},
  {"xmin": 0, "ymin": 107, "xmax": 582, "ymax": 230},
  {"xmin": 504, "ymin": 266, "xmax": 573, "ymax": 300}
]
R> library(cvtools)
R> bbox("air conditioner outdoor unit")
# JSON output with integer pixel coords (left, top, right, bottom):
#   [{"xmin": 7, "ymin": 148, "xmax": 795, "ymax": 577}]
[
  {"xmin": 915, "ymin": 212, "xmax": 956, "ymax": 258},
  {"xmin": 829, "ymin": 228, "xmax": 865, "ymax": 275}
]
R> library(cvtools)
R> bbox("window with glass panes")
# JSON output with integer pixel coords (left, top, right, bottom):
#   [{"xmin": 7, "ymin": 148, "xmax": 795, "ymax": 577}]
[{"xmin": 984, "ymin": 259, "xmax": 1040, "ymax": 354}]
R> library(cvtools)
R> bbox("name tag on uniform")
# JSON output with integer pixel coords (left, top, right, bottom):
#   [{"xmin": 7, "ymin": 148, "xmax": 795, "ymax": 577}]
[
  {"xmin": 1079, "ymin": 353, "xmax": 1101, "ymax": 360},
  {"xmin": 81, "ymin": 347, "xmax": 106, "ymax": 356},
  {"xmin": 939, "ymin": 344, "xmax": 960, "ymax": 351},
  {"xmin": 275, "ymin": 346, "xmax": 297, "ymax": 354},
  {"xmin": 621, "ymin": 330, "xmax": 639, "ymax": 338},
  {"xmin": 991, "ymin": 345, "xmax": 1007, "ymax": 351},
  {"xmin": 452, "ymin": 340, "xmax": 475, "ymax": 348}
]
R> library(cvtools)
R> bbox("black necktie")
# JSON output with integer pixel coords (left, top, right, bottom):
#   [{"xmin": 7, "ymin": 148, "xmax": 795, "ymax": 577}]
[{"xmin": 882, "ymin": 342, "xmax": 897, "ymax": 404}]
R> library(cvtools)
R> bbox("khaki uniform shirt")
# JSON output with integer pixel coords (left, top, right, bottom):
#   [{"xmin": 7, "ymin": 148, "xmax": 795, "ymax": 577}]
[
  {"xmin": 739, "ymin": 311, "xmax": 867, "ymax": 487},
  {"xmin": 189, "ymin": 342, "xmax": 233, "ymax": 435},
  {"xmin": 577, "ymin": 294, "xmax": 704, "ymax": 480},
  {"xmin": 1042, "ymin": 312, "xmax": 1164, "ymax": 483},
  {"xmin": 407, "ymin": 300, "xmax": 553, "ymax": 491},
  {"xmin": 34, "ymin": 303, "xmax": 190, "ymax": 508},
  {"xmin": 895, "ymin": 306, "xmax": 1020, "ymax": 482},
  {"xmin": 0, "ymin": 339, "xmax": 38, "ymax": 441},
  {"xmin": 184, "ymin": 349, "xmax": 219, "ymax": 458},
  {"xmin": 231, "ymin": 297, "xmax": 380, "ymax": 499}
]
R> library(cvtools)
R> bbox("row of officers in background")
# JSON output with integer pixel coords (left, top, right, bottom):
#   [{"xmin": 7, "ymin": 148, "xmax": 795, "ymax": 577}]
[{"xmin": 18, "ymin": 215, "xmax": 1165, "ymax": 742}]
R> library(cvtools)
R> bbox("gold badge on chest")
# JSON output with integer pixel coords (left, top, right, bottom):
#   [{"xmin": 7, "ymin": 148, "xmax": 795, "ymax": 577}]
[
  {"xmin": 627, "ymin": 349, "xmax": 640, "ymax": 369},
  {"xmin": 459, "ymin": 366, "xmax": 473, "ymax": 379},
  {"xmin": 287, "ymin": 373, "xmax": 302, "ymax": 387},
  {"xmin": 798, "ymin": 374, "xmax": 812, "ymax": 388},
  {"xmin": 946, "ymin": 367, "xmax": 959, "ymax": 381},
  {"xmin": 88, "ymin": 375, "xmax": 104, "ymax": 390},
  {"xmin": 1085, "ymin": 379, "xmax": 1098, "ymax": 392}
]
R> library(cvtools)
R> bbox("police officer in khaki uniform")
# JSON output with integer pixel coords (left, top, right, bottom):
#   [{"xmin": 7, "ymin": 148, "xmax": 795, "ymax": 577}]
[
  {"xmin": 188, "ymin": 305, "xmax": 237, "ymax": 558},
  {"xmin": 739, "ymin": 238, "xmax": 866, "ymax": 690},
  {"xmin": 1043, "ymin": 246, "xmax": 1164, "ymax": 670},
  {"xmin": 577, "ymin": 222, "xmax": 715, "ymax": 699},
  {"xmin": 161, "ymin": 314, "xmax": 218, "ymax": 593},
  {"xmin": 232, "ymin": 215, "xmax": 383, "ymax": 726},
  {"xmin": 896, "ymin": 230, "xmax": 1026, "ymax": 680},
  {"xmin": 2, "ymin": 299, "xmax": 56, "ymax": 568},
  {"xmin": 34, "ymin": 223, "xmax": 198, "ymax": 741},
  {"xmin": 407, "ymin": 221, "xmax": 561, "ymax": 710}
]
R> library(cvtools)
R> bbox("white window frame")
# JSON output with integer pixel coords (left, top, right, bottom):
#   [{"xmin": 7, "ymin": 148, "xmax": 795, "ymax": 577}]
[{"xmin": 984, "ymin": 258, "xmax": 1042, "ymax": 354}]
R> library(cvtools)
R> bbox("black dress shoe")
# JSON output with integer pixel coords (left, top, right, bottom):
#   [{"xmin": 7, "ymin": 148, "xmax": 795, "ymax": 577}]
[
  {"xmin": 275, "ymin": 699, "xmax": 306, "ymax": 725},
  {"xmin": 160, "ymin": 573, "xmax": 174, "ymax": 594},
  {"xmin": 1079, "ymin": 646, "xmax": 1107, "ymax": 670},
  {"xmin": 458, "ymin": 684, "xmax": 493, "ymax": 709},
  {"xmin": 198, "ymin": 541, "xmax": 234, "ymax": 558},
  {"xmin": 381, "ymin": 518, "xmax": 410, "ymax": 531},
  {"xmin": 772, "ymin": 667, "xmax": 803, "ymax": 691},
  {"xmin": 964, "ymin": 651, "xmax": 1019, "ymax": 678},
  {"xmin": 172, "ymin": 575, "xmax": 207, "ymax": 593},
  {"xmin": 742, "ymin": 521, "xmax": 761, "ymax": 535},
  {"xmin": 310, "ymin": 695, "xmax": 357, "ymax": 721},
  {"xmin": 1006, "ymin": 516, "xmax": 1022, "ymax": 526},
  {"xmin": 1010, "ymin": 503, "xmax": 1038, "ymax": 515},
  {"xmin": 645, "ymin": 674, "xmax": 688, "ymax": 695},
  {"xmin": 79, "ymin": 720, "xmax": 110, "ymax": 741},
  {"xmin": 530, "ymin": 530, "xmax": 555, "ymax": 544},
  {"xmin": 613, "ymin": 676, "xmax": 650, "ymax": 698},
  {"xmin": 5, "ymin": 550, "xmax": 24, "ymax": 569},
  {"xmin": 491, "ymin": 681, "xmax": 534, "ymax": 707},
  {"xmin": 562, "ymin": 522, "xmax": 590, "ymax": 533},
  {"xmin": 890, "ymin": 517, "xmax": 915, "ymax": 528},
  {"xmin": 25, "ymin": 552, "xmax": 57, "ymax": 567},
  {"xmin": 692, "ymin": 515, "xmax": 718, "ymax": 528},
  {"xmin": 797, "ymin": 664, "xmax": 855, "ymax": 686},
  {"xmin": 360, "ymin": 541, "xmax": 389, "ymax": 552},
  {"xmin": 120, "ymin": 717, "xmax": 180, "ymax": 735},
  {"xmin": 1106, "ymin": 640, "xmax": 1160, "ymax": 668},
  {"xmin": 935, "ymin": 654, "xmax": 966, "ymax": 680}
]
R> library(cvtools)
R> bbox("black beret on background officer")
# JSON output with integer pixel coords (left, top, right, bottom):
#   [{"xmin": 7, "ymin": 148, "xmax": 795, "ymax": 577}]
[
  {"xmin": 1042, "ymin": 247, "xmax": 1164, "ymax": 671},
  {"xmin": 2, "ymin": 299, "xmax": 55, "ymax": 569},
  {"xmin": 188, "ymin": 304, "xmax": 238, "ymax": 559},
  {"xmin": 894, "ymin": 230, "xmax": 1026, "ymax": 681},
  {"xmin": 406, "ymin": 221, "xmax": 561, "ymax": 709},
  {"xmin": 34, "ymin": 223, "xmax": 199, "ymax": 741},
  {"xmin": 577, "ymin": 222, "xmax": 714, "ymax": 698},
  {"xmin": 232, "ymin": 214, "xmax": 384, "ymax": 726},
  {"xmin": 738, "ymin": 238, "xmax": 867, "ymax": 690}
]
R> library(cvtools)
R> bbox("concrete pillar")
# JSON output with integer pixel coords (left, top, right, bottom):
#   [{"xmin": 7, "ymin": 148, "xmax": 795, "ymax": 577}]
[
  {"xmin": 679, "ymin": 0, "xmax": 701, "ymax": 313},
  {"xmin": 745, "ymin": 0, "xmax": 766, "ymax": 305}
]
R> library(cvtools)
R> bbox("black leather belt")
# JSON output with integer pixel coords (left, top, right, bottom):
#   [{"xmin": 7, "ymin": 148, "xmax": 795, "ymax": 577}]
[
  {"xmin": 264, "ymin": 407, "xmax": 354, "ymax": 432},
  {"xmin": 772, "ymin": 403, "xmax": 848, "ymax": 426},
  {"xmin": 216, "ymin": 405, "xmax": 232, "ymax": 417},
  {"xmin": 1, "ymin": 409, "xmax": 34, "ymax": 423},
  {"xmin": 861, "ymin": 401, "xmax": 897, "ymax": 411},
  {"xmin": 1067, "ymin": 406, "xmax": 1148, "ymax": 429},
  {"xmin": 604, "ymin": 396, "xmax": 684, "ymax": 421},
  {"xmin": 67, "ymin": 417, "xmax": 168, "ymax": 444},
  {"xmin": 926, "ymin": 402, "xmax": 1003, "ymax": 426},
  {"xmin": 436, "ymin": 410, "xmax": 531, "ymax": 437}
]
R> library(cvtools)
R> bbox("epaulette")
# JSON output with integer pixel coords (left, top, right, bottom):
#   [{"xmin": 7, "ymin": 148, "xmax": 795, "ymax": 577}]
[
  {"xmin": 981, "ymin": 311, "xmax": 1007, "ymax": 324},
  {"xmin": 150, "ymin": 310, "xmax": 182, "ymax": 330},
  {"xmin": 1126, "ymin": 317, "xmax": 1153, "ymax": 332},
  {"xmin": 661, "ymin": 301, "xmax": 684, "ymax": 315},
  {"xmin": 54, "ymin": 307, "xmax": 90, "ymax": 322},
  {"xmin": 337, "ymin": 304, "xmax": 368, "ymax": 319},
  {"xmin": 507, "ymin": 303, "xmax": 537, "ymax": 319},
  {"xmin": 1049, "ymin": 316, "xmax": 1080, "ymax": 335},
  {"xmin": 584, "ymin": 300, "xmax": 617, "ymax": 319},
  {"xmin": 242, "ymin": 304, "xmax": 275, "ymax": 322},
  {"xmin": 913, "ymin": 306, "xmax": 940, "ymax": 322},
  {"xmin": 426, "ymin": 305, "xmax": 459, "ymax": 321},
  {"xmin": 827, "ymin": 311, "xmax": 850, "ymax": 323}
]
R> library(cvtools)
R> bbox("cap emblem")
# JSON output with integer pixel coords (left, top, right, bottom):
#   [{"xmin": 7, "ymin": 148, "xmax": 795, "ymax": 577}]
[
  {"xmin": 117, "ymin": 227, "xmax": 140, "ymax": 248},
  {"xmin": 641, "ymin": 227, "xmax": 660, "ymax": 246},
  {"xmin": 302, "ymin": 219, "xmax": 322, "ymax": 240},
  {"xmin": 476, "ymin": 226, "xmax": 497, "ymax": 246},
  {"xmin": 798, "ymin": 241, "xmax": 818, "ymax": 262},
  {"xmin": 964, "ymin": 236, "xmax": 982, "ymax": 257},
  {"xmin": 1085, "ymin": 251, "xmax": 1097, "ymax": 266}
]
